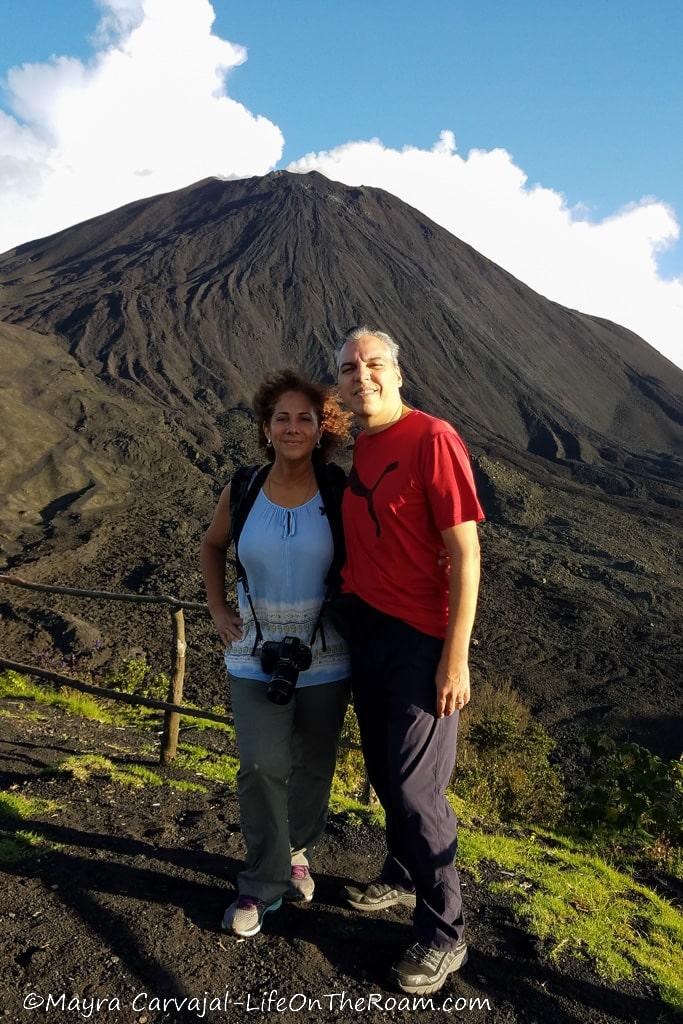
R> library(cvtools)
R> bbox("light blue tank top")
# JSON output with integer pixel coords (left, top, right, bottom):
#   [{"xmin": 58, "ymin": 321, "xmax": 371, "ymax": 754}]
[{"xmin": 224, "ymin": 487, "xmax": 350, "ymax": 685}]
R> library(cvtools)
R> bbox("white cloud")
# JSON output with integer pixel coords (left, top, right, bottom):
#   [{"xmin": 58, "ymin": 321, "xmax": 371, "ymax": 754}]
[
  {"xmin": 0, "ymin": 0, "xmax": 283, "ymax": 252},
  {"xmin": 1, "ymin": 5, "xmax": 680, "ymax": 371},
  {"xmin": 289, "ymin": 131, "xmax": 683, "ymax": 369}
]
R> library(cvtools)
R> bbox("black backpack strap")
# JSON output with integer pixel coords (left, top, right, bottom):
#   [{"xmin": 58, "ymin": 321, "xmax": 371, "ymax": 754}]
[
  {"xmin": 228, "ymin": 461, "xmax": 346, "ymax": 656},
  {"xmin": 228, "ymin": 466, "xmax": 255, "ymax": 541},
  {"xmin": 313, "ymin": 461, "xmax": 347, "ymax": 592},
  {"xmin": 229, "ymin": 464, "xmax": 270, "ymax": 654},
  {"xmin": 229, "ymin": 464, "xmax": 270, "ymax": 577}
]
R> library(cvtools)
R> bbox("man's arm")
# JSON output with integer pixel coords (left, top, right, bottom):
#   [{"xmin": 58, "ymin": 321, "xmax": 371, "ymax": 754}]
[{"xmin": 435, "ymin": 520, "xmax": 481, "ymax": 718}]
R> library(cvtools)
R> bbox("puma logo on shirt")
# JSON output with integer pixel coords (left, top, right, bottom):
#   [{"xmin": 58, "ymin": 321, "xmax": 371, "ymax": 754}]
[{"xmin": 348, "ymin": 461, "xmax": 399, "ymax": 538}]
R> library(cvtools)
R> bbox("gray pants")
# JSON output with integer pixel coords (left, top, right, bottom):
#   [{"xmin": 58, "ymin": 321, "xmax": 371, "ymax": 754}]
[{"xmin": 229, "ymin": 674, "xmax": 349, "ymax": 903}]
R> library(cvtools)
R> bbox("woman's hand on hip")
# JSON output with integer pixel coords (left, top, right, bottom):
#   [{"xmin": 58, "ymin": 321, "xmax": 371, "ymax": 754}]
[{"xmin": 211, "ymin": 605, "xmax": 244, "ymax": 645}]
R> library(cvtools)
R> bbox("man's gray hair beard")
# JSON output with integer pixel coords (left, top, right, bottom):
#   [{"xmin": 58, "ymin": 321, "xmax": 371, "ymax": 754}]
[{"xmin": 335, "ymin": 326, "xmax": 400, "ymax": 368}]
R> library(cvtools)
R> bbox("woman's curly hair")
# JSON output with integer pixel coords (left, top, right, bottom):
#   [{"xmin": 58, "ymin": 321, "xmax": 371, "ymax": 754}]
[{"xmin": 252, "ymin": 369, "xmax": 352, "ymax": 462}]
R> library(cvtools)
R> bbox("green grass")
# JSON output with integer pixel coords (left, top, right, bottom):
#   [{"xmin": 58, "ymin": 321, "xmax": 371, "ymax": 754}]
[
  {"xmin": 0, "ymin": 831, "xmax": 46, "ymax": 866},
  {"xmin": 0, "ymin": 707, "xmax": 46, "ymax": 722},
  {"xmin": 329, "ymin": 774, "xmax": 385, "ymax": 826},
  {"xmin": 0, "ymin": 791, "xmax": 61, "ymax": 865},
  {"xmin": 0, "ymin": 670, "xmax": 114, "ymax": 723},
  {"xmin": 0, "ymin": 791, "xmax": 60, "ymax": 824},
  {"xmin": 0, "ymin": 670, "xmax": 235, "ymax": 737},
  {"xmin": 459, "ymin": 824, "xmax": 683, "ymax": 1010},
  {"xmin": 168, "ymin": 779, "xmax": 208, "ymax": 794},
  {"xmin": 57, "ymin": 754, "xmax": 163, "ymax": 788},
  {"xmin": 175, "ymin": 743, "xmax": 240, "ymax": 786},
  {"xmin": 56, "ymin": 753, "xmax": 209, "ymax": 793},
  {"xmin": 179, "ymin": 703, "xmax": 235, "ymax": 735}
]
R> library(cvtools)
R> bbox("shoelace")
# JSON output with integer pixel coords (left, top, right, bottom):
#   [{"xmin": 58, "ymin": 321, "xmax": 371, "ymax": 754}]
[
  {"xmin": 406, "ymin": 943, "xmax": 442, "ymax": 970},
  {"xmin": 291, "ymin": 866, "xmax": 309, "ymax": 880}
]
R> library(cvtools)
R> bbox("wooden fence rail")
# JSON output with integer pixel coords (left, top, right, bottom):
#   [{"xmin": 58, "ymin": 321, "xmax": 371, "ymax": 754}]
[
  {"xmin": 0, "ymin": 573, "xmax": 208, "ymax": 763},
  {"xmin": 0, "ymin": 573, "xmax": 372, "ymax": 798},
  {"xmin": 0, "ymin": 574, "xmax": 207, "ymax": 611},
  {"xmin": 0, "ymin": 657, "xmax": 231, "ymax": 726}
]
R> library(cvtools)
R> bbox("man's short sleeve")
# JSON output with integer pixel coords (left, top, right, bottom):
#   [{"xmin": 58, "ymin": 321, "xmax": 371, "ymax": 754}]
[{"xmin": 421, "ymin": 429, "xmax": 485, "ymax": 531}]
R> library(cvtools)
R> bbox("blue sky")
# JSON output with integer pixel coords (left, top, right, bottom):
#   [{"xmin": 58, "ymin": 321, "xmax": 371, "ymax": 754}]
[{"xmin": 1, "ymin": 0, "xmax": 682, "ymax": 363}]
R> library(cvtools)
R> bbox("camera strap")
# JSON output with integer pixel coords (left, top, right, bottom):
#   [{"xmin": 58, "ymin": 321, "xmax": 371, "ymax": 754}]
[
  {"xmin": 228, "ymin": 461, "xmax": 343, "ymax": 660},
  {"xmin": 244, "ymin": 582, "xmax": 330, "ymax": 659},
  {"xmin": 306, "ymin": 590, "xmax": 330, "ymax": 651},
  {"xmin": 241, "ymin": 576, "xmax": 264, "ymax": 657},
  {"xmin": 229, "ymin": 460, "xmax": 346, "ymax": 591}
]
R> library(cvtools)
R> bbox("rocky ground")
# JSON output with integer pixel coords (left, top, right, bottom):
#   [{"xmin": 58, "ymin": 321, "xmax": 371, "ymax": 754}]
[{"xmin": 0, "ymin": 697, "xmax": 677, "ymax": 1024}]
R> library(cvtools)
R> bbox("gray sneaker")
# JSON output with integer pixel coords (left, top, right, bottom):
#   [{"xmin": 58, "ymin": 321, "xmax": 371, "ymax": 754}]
[
  {"xmin": 221, "ymin": 895, "xmax": 282, "ymax": 937},
  {"xmin": 285, "ymin": 864, "xmax": 315, "ymax": 903},
  {"xmin": 391, "ymin": 939, "xmax": 468, "ymax": 995},
  {"xmin": 343, "ymin": 880, "xmax": 417, "ymax": 912}
]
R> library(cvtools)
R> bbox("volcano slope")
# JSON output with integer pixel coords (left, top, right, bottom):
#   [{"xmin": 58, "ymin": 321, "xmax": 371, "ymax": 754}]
[{"xmin": 0, "ymin": 170, "xmax": 681, "ymax": 761}]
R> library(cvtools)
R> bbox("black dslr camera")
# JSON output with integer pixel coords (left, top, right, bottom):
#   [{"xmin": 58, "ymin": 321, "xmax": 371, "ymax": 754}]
[{"xmin": 260, "ymin": 635, "xmax": 313, "ymax": 705}]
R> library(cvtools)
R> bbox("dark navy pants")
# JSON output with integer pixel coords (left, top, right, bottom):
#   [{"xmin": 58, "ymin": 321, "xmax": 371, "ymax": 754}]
[{"xmin": 345, "ymin": 595, "xmax": 464, "ymax": 950}]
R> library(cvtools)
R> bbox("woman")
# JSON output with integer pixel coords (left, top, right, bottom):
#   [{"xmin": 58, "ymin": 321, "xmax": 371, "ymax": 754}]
[{"xmin": 200, "ymin": 369, "xmax": 352, "ymax": 938}]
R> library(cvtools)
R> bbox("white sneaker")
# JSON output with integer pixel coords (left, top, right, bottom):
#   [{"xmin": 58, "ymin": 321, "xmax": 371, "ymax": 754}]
[
  {"xmin": 221, "ymin": 895, "xmax": 282, "ymax": 937},
  {"xmin": 285, "ymin": 864, "xmax": 315, "ymax": 902}
]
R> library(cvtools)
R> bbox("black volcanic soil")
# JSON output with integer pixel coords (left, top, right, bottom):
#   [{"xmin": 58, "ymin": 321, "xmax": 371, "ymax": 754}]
[
  {"xmin": 0, "ymin": 699, "xmax": 676, "ymax": 1024},
  {"xmin": 0, "ymin": 170, "xmax": 681, "ymax": 760}
]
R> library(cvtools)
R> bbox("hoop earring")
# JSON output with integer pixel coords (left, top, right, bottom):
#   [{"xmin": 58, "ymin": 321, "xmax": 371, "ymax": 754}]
[
  {"xmin": 315, "ymin": 439, "xmax": 321, "ymax": 448},
  {"xmin": 266, "ymin": 438, "xmax": 273, "ymax": 447}
]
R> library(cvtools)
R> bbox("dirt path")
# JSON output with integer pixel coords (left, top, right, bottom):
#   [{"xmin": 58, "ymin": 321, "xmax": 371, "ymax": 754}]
[{"xmin": 0, "ymin": 700, "xmax": 674, "ymax": 1024}]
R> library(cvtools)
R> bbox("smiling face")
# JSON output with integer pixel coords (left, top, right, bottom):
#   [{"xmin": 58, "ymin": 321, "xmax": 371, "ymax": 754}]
[
  {"xmin": 264, "ymin": 390, "xmax": 321, "ymax": 463},
  {"xmin": 337, "ymin": 334, "xmax": 403, "ymax": 430}
]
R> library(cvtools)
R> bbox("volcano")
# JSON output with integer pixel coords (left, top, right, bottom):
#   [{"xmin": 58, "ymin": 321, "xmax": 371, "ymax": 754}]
[{"xmin": 0, "ymin": 170, "xmax": 681, "ymax": 758}]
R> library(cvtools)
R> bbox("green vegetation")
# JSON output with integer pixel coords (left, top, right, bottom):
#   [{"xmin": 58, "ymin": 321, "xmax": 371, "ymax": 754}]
[
  {"xmin": 0, "ymin": 663, "xmax": 234, "ymax": 734},
  {"xmin": 0, "ymin": 707, "xmax": 46, "ymax": 722},
  {"xmin": 329, "ymin": 706, "xmax": 384, "ymax": 825},
  {"xmin": 169, "ymin": 779, "xmax": 209, "ymax": 794},
  {"xmin": 334, "ymin": 706, "xmax": 367, "ymax": 798},
  {"xmin": 0, "ymin": 831, "xmax": 45, "ymax": 866},
  {"xmin": 458, "ymin": 825, "xmax": 683, "ymax": 1011},
  {"xmin": 175, "ymin": 743, "xmax": 240, "ymax": 786},
  {"xmin": 105, "ymin": 657, "xmax": 169, "ymax": 702},
  {"xmin": 0, "ymin": 791, "xmax": 60, "ymax": 865},
  {"xmin": 574, "ymin": 732, "xmax": 682, "ymax": 852},
  {"xmin": 0, "ymin": 791, "xmax": 60, "ymax": 824},
  {"xmin": 58, "ymin": 754, "xmax": 164, "ymax": 787},
  {"xmin": 0, "ymin": 670, "xmax": 114, "ymax": 723},
  {"xmin": 56, "ymin": 753, "xmax": 206, "ymax": 794},
  {"xmin": 455, "ymin": 678, "xmax": 564, "ymax": 826},
  {"xmin": 178, "ymin": 702, "xmax": 235, "ymax": 735}
]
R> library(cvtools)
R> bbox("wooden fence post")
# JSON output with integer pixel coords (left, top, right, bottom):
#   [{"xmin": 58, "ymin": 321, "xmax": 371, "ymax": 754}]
[
  {"xmin": 160, "ymin": 608, "xmax": 186, "ymax": 765},
  {"xmin": 361, "ymin": 773, "xmax": 378, "ymax": 806}
]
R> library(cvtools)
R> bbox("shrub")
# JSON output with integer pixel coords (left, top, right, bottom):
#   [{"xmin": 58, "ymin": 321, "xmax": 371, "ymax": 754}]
[
  {"xmin": 105, "ymin": 658, "xmax": 169, "ymax": 702},
  {"xmin": 573, "ymin": 733, "xmax": 683, "ymax": 848},
  {"xmin": 454, "ymin": 678, "xmax": 565, "ymax": 826}
]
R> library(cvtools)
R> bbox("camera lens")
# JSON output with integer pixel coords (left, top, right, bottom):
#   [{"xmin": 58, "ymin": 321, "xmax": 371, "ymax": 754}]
[
  {"xmin": 266, "ymin": 663, "xmax": 299, "ymax": 705},
  {"xmin": 260, "ymin": 636, "xmax": 312, "ymax": 706}
]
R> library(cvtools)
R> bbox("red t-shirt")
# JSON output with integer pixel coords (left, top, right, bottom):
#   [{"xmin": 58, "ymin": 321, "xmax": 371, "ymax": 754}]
[{"xmin": 341, "ymin": 410, "xmax": 484, "ymax": 638}]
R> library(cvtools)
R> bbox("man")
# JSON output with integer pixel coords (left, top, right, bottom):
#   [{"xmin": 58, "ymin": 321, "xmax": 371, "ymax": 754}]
[{"xmin": 336, "ymin": 326, "xmax": 483, "ymax": 996}]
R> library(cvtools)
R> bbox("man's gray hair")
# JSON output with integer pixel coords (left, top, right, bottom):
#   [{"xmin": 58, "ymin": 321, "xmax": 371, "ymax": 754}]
[{"xmin": 335, "ymin": 326, "xmax": 400, "ymax": 368}]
